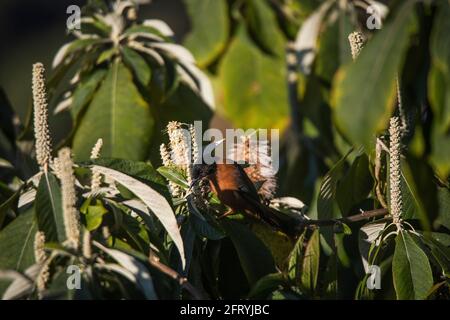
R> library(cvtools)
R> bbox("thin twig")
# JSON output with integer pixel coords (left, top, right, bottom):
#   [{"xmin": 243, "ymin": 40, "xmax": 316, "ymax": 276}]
[
  {"xmin": 148, "ymin": 251, "xmax": 206, "ymax": 300},
  {"xmin": 296, "ymin": 208, "xmax": 389, "ymax": 231}
]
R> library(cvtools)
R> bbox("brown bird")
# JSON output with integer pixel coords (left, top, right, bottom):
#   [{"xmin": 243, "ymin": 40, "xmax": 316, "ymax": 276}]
[{"xmin": 191, "ymin": 162, "xmax": 299, "ymax": 236}]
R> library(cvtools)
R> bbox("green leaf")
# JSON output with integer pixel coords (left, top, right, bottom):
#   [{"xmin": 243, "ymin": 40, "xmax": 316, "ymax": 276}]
[
  {"xmin": 317, "ymin": 150, "xmax": 351, "ymax": 253},
  {"xmin": 86, "ymin": 158, "xmax": 169, "ymax": 198},
  {"xmin": 53, "ymin": 38, "xmax": 105, "ymax": 68},
  {"xmin": 294, "ymin": 0, "xmax": 335, "ymax": 75},
  {"xmin": 318, "ymin": 150, "xmax": 351, "ymax": 220},
  {"xmin": 0, "ymin": 184, "xmax": 24, "ymax": 229},
  {"xmin": 80, "ymin": 17, "xmax": 111, "ymax": 38},
  {"xmin": 218, "ymin": 26, "xmax": 289, "ymax": 130},
  {"xmin": 0, "ymin": 209, "xmax": 37, "ymax": 271},
  {"xmin": 157, "ymin": 166, "xmax": 189, "ymax": 189},
  {"xmin": 301, "ymin": 230, "xmax": 320, "ymax": 293},
  {"xmin": 94, "ymin": 242, "xmax": 157, "ymax": 299},
  {"xmin": 358, "ymin": 221, "xmax": 385, "ymax": 273},
  {"xmin": 423, "ymin": 236, "xmax": 450, "ymax": 278},
  {"xmin": 73, "ymin": 61, "xmax": 154, "ymax": 161},
  {"xmin": 96, "ymin": 47, "xmax": 117, "ymax": 65},
  {"xmin": 244, "ymin": 0, "xmax": 283, "ymax": 56},
  {"xmin": 121, "ymin": 46, "xmax": 152, "ymax": 86},
  {"xmin": 183, "ymin": 0, "xmax": 229, "ymax": 67},
  {"xmin": 288, "ymin": 232, "xmax": 305, "ymax": 282},
  {"xmin": 428, "ymin": 2, "xmax": 450, "ymax": 179},
  {"xmin": 315, "ymin": 6, "xmax": 353, "ymax": 82},
  {"xmin": 0, "ymin": 209, "xmax": 37, "ymax": 294},
  {"xmin": 336, "ymin": 153, "xmax": 373, "ymax": 215},
  {"xmin": 436, "ymin": 187, "xmax": 450, "ymax": 230},
  {"xmin": 84, "ymin": 199, "xmax": 108, "ymax": 231},
  {"xmin": 92, "ymin": 165, "xmax": 185, "ymax": 269},
  {"xmin": 221, "ymin": 219, "xmax": 276, "ymax": 286},
  {"xmin": 35, "ymin": 172, "xmax": 65, "ymax": 243},
  {"xmin": 429, "ymin": 68, "xmax": 450, "ymax": 180},
  {"xmin": 190, "ymin": 214, "xmax": 226, "ymax": 241},
  {"xmin": 400, "ymin": 157, "xmax": 436, "ymax": 230},
  {"xmin": 186, "ymin": 195, "xmax": 225, "ymax": 241},
  {"xmin": 70, "ymin": 69, "xmax": 107, "ymax": 121},
  {"xmin": 122, "ymin": 25, "xmax": 169, "ymax": 40},
  {"xmin": 392, "ymin": 231, "xmax": 433, "ymax": 300},
  {"xmin": 332, "ymin": 2, "xmax": 417, "ymax": 151},
  {"xmin": 247, "ymin": 273, "xmax": 285, "ymax": 299}
]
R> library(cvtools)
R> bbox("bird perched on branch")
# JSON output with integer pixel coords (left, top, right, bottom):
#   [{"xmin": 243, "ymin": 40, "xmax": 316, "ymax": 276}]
[{"xmin": 191, "ymin": 162, "xmax": 300, "ymax": 237}]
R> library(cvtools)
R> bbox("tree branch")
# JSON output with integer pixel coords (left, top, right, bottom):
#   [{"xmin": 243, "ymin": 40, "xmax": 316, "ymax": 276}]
[
  {"xmin": 148, "ymin": 251, "xmax": 206, "ymax": 300},
  {"xmin": 296, "ymin": 208, "xmax": 389, "ymax": 230}
]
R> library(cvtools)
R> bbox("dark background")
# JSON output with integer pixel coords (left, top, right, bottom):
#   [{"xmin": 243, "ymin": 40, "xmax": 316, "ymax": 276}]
[{"xmin": 0, "ymin": 0, "xmax": 189, "ymax": 121}]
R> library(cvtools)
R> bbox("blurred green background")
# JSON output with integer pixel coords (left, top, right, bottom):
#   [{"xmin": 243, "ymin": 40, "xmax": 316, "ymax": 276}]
[{"xmin": 0, "ymin": 0, "xmax": 189, "ymax": 122}]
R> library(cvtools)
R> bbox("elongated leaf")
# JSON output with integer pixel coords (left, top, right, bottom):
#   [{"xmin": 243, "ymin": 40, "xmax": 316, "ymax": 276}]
[
  {"xmin": 358, "ymin": 221, "xmax": 385, "ymax": 273},
  {"xmin": 428, "ymin": 2, "xmax": 450, "ymax": 179},
  {"xmin": 318, "ymin": 150, "xmax": 351, "ymax": 220},
  {"xmin": 392, "ymin": 231, "xmax": 433, "ymax": 300},
  {"xmin": 122, "ymin": 25, "xmax": 169, "ymax": 41},
  {"xmin": 315, "ymin": 9, "xmax": 353, "ymax": 83},
  {"xmin": 2, "ymin": 264, "xmax": 41, "ymax": 300},
  {"xmin": 0, "ymin": 209, "xmax": 37, "ymax": 271},
  {"xmin": 92, "ymin": 165, "xmax": 185, "ymax": 269},
  {"xmin": 244, "ymin": 0, "xmax": 283, "ymax": 56},
  {"xmin": 190, "ymin": 214, "xmax": 226, "ymax": 241},
  {"xmin": 317, "ymin": 151, "xmax": 350, "ymax": 253},
  {"xmin": 53, "ymin": 38, "xmax": 105, "ymax": 68},
  {"xmin": 157, "ymin": 166, "xmax": 189, "ymax": 189},
  {"xmin": 336, "ymin": 153, "xmax": 373, "ymax": 215},
  {"xmin": 423, "ymin": 236, "xmax": 450, "ymax": 278},
  {"xmin": 69, "ymin": 69, "xmax": 107, "ymax": 120},
  {"xmin": 153, "ymin": 42, "xmax": 196, "ymax": 65},
  {"xmin": 73, "ymin": 61, "xmax": 154, "ymax": 161},
  {"xmin": 94, "ymin": 242, "xmax": 157, "ymax": 299},
  {"xmin": 301, "ymin": 229, "xmax": 320, "ymax": 293},
  {"xmin": 0, "ymin": 184, "xmax": 24, "ymax": 229},
  {"xmin": 0, "ymin": 209, "xmax": 37, "ymax": 295},
  {"xmin": 295, "ymin": 0, "xmax": 335, "ymax": 74},
  {"xmin": 142, "ymin": 20, "xmax": 174, "ymax": 37},
  {"xmin": 332, "ymin": 2, "xmax": 416, "ymax": 151},
  {"xmin": 400, "ymin": 158, "xmax": 436, "ymax": 230},
  {"xmin": 436, "ymin": 187, "xmax": 450, "ymax": 230},
  {"xmin": 86, "ymin": 158, "xmax": 169, "ymax": 198},
  {"xmin": 121, "ymin": 46, "xmax": 151, "ymax": 86},
  {"xmin": 247, "ymin": 273, "xmax": 285, "ymax": 299},
  {"xmin": 221, "ymin": 220, "xmax": 276, "ymax": 286},
  {"xmin": 183, "ymin": 0, "xmax": 229, "ymax": 67},
  {"xmin": 80, "ymin": 17, "xmax": 111, "ymax": 37},
  {"xmin": 177, "ymin": 62, "xmax": 216, "ymax": 109},
  {"xmin": 288, "ymin": 232, "xmax": 305, "ymax": 282},
  {"xmin": 35, "ymin": 172, "xmax": 65, "ymax": 243}
]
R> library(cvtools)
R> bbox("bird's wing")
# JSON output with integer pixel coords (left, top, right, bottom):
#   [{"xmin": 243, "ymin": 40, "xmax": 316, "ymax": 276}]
[{"xmin": 233, "ymin": 163, "xmax": 261, "ymax": 201}]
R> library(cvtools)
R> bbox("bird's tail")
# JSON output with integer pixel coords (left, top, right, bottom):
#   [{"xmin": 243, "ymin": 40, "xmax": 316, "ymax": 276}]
[{"xmin": 255, "ymin": 204, "xmax": 301, "ymax": 237}]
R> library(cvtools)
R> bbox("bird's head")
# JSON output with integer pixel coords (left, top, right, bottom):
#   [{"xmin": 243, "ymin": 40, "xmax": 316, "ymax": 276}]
[{"xmin": 190, "ymin": 163, "xmax": 216, "ymax": 188}]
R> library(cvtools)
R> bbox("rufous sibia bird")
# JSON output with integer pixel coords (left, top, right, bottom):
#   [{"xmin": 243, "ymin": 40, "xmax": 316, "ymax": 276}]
[{"xmin": 191, "ymin": 162, "xmax": 298, "ymax": 237}]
